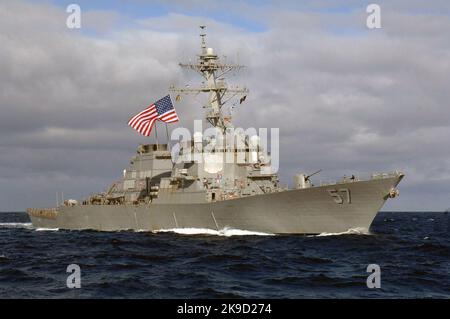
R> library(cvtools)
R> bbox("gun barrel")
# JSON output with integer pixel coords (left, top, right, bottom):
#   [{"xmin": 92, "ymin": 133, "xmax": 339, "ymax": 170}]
[{"xmin": 306, "ymin": 169, "xmax": 322, "ymax": 179}]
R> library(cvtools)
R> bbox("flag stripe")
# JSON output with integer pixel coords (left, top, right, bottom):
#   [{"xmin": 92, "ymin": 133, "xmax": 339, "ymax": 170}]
[
  {"xmin": 160, "ymin": 111, "xmax": 178, "ymax": 122},
  {"xmin": 128, "ymin": 106, "xmax": 153, "ymax": 125},
  {"xmin": 128, "ymin": 95, "xmax": 179, "ymax": 137},
  {"xmin": 129, "ymin": 106, "xmax": 156, "ymax": 127},
  {"xmin": 132, "ymin": 108, "xmax": 157, "ymax": 130},
  {"xmin": 133, "ymin": 110, "xmax": 157, "ymax": 130},
  {"xmin": 138, "ymin": 121, "xmax": 147, "ymax": 135},
  {"xmin": 142, "ymin": 121, "xmax": 151, "ymax": 136},
  {"xmin": 146, "ymin": 119, "xmax": 156, "ymax": 136},
  {"xmin": 161, "ymin": 113, "xmax": 178, "ymax": 122},
  {"xmin": 130, "ymin": 105, "xmax": 155, "ymax": 123}
]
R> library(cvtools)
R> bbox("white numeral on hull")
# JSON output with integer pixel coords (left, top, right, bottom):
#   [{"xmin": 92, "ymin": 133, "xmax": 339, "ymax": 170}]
[{"xmin": 327, "ymin": 188, "xmax": 351, "ymax": 204}]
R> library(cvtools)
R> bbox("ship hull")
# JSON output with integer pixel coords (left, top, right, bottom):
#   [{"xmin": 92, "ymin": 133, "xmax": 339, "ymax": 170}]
[{"xmin": 28, "ymin": 175, "xmax": 402, "ymax": 234}]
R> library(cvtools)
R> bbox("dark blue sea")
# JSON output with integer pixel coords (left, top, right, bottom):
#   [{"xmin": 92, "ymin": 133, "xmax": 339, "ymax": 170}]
[{"xmin": 0, "ymin": 212, "xmax": 448, "ymax": 299}]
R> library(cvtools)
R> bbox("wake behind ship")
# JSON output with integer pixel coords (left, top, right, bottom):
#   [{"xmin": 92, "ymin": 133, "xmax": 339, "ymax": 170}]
[{"xmin": 27, "ymin": 27, "xmax": 404, "ymax": 234}]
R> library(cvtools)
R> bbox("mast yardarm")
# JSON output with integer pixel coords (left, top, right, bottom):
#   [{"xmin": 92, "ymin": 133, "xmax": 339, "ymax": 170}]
[{"xmin": 169, "ymin": 26, "xmax": 249, "ymax": 130}]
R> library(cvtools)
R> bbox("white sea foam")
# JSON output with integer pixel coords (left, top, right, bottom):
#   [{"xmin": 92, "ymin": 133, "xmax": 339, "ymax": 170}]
[
  {"xmin": 310, "ymin": 227, "xmax": 371, "ymax": 237},
  {"xmin": 133, "ymin": 229, "xmax": 148, "ymax": 233},
  {"xmin": 0, "ymin": 222, "xmax": 33, "ymax": 229},
  {"xmin": 0, "ymin": 222, "xmax": 59, "ymax": 231},
  {"xmin": 153, "ymin": 227, "xmax": 275, "ymax": 237},
  {"xmin": 35, "ymin": 228, "xmax": 59, "ymax": 232}
]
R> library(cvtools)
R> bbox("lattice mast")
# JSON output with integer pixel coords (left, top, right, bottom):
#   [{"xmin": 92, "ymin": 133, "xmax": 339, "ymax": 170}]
[{"xmin": 170, "ymin": 26, "xmax": 248, "ymax": 131}]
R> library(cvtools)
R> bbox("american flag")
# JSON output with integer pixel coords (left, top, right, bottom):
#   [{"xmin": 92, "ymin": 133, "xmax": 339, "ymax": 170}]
[{"xmin": 128, "ymin": 95, "xmax": 179, "ymax": 136}]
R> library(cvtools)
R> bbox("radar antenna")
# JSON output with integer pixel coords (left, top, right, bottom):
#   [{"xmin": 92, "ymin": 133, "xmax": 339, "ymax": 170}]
[{"xmin": 169, "ymin": 25, "xmax": 249, "ymax": 130}]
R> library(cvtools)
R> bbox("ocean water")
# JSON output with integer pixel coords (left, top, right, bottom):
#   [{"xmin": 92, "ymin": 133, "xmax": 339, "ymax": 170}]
[{"xmin": 0, "ymin": 212, "xmax": 448, "ymax": 299}]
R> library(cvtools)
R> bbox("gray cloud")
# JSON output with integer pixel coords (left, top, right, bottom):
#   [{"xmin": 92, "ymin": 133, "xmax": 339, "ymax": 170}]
[{"xmin": 0, "ymin": 0, "xmax": 449, "ymax": 211}]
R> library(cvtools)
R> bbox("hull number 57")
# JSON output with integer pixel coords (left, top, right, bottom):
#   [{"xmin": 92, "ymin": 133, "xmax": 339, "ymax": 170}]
[{"xmin": 327, "ymin": 188, "xmax": 351, "ymax": 204}]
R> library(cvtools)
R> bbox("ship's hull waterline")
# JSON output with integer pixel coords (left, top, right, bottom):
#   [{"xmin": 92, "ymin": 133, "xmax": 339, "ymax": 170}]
[{"xmin": 28, "ymin": 175, "xmax": 402, "ymax": 234}]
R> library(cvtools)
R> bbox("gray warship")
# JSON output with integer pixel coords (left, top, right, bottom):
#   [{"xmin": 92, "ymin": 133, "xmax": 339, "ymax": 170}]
[{"xmin": 28, "ymin": 27, "xmax": 404, "ymax": 234}]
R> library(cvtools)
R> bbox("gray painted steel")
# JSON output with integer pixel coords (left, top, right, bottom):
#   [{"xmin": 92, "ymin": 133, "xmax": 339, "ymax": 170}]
[{"xmin": 29, "ymin": 175, "xmax": 403, "ymax": 234}]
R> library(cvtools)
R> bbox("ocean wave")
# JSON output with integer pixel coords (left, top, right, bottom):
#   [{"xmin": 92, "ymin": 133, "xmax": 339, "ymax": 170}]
[
  {"xmin": 310, "ymin": 227, "xmax": 371, "ymax": 237},
  {"xmin": 153, "ymin": 227, "xmax": 275, "ymax": 237},
  {"xmin": 0, "ymin": 222, "xmax": 33, "ymax": 229}
]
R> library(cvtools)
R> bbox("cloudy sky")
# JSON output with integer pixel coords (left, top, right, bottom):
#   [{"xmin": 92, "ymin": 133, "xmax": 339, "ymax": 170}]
[{"xmin": 1, "ymin": 0, "xmax": 449, "ymax": 211}]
